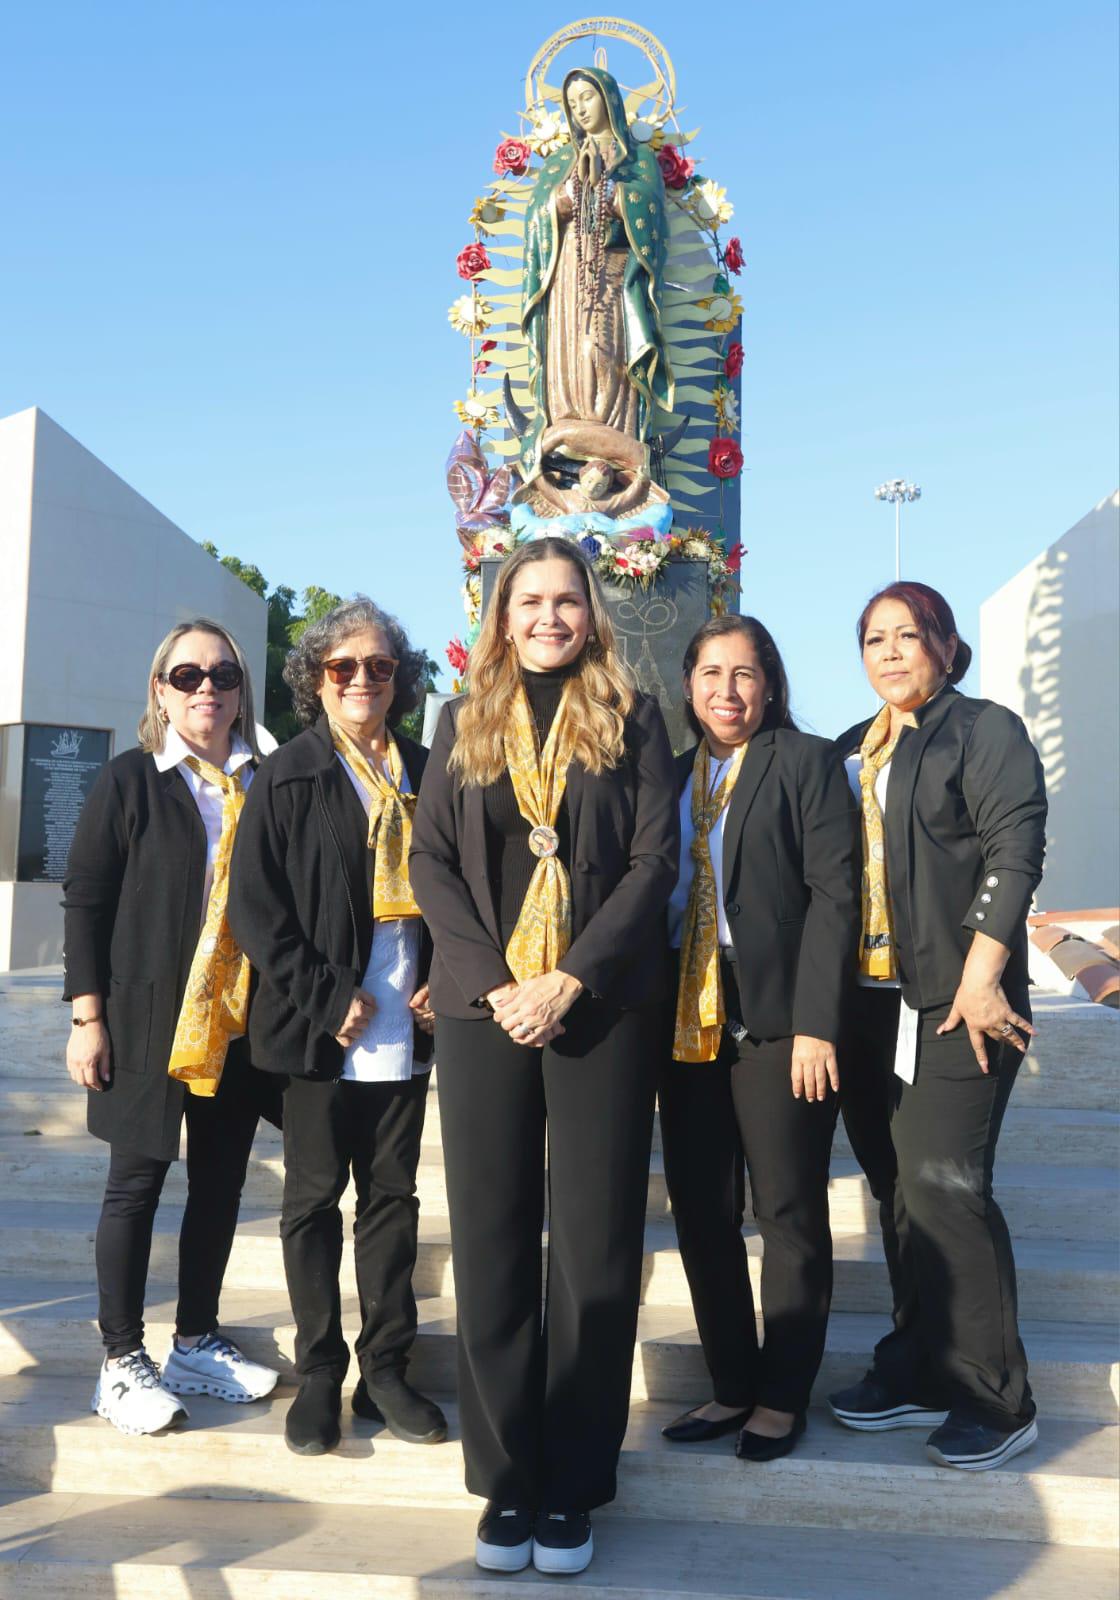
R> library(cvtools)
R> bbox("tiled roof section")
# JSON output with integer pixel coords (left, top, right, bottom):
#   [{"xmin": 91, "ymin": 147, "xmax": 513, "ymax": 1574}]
[{"xmin": 1028, "ymin": 919, "xmax": 1120, "ymax": 1008}]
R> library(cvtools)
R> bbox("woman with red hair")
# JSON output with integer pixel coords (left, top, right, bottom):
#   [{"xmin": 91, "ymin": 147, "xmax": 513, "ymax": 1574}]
[{"xmin": 828, "ymin": 581, "xmax": 1046, "ymax": 1472}]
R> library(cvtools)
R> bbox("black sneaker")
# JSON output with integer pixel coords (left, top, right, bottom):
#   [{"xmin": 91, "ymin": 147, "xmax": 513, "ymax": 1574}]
[
  {"xmin": 926, "ymin": 1414, "xmax": 1038, "ymax": 1471},
  {"xmin": 284, "ymin": 1374, "xmax": 342, "ymax": 1456},
  {"xmin": 828, "ymin": 1372, "xmax": 949, "ymax": 1431},
  {"xmin": 475, "ymin": 1503, "xmax": 533, "ymax": 1572},
  {"xmin": 354, "ymin": 1372, "xmax": 447, "ymax": 1444},
  {"xmin": 532, "ymin": 1510, "xmax": 593, "ymax": 1575}
]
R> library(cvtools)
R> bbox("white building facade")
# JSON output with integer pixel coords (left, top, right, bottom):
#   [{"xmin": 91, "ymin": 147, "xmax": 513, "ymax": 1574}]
[
  {"xmin": 0, "ymin": 407, "xmax": 266, "ymax": 969},
  {"xmin": 980, "ymin": 491, "xmax": 1120, "ymax": 913}
]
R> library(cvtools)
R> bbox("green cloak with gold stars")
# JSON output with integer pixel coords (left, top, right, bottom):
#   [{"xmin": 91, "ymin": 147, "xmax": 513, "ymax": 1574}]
[{"xmin": 519, "ymin": 65, "xmax": 674, "ymax": 480}]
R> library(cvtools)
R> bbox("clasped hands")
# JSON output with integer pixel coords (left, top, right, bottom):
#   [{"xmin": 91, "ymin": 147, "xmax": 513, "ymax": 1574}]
[
  {"xmin": 335, "ymin": 983, "xmax": 436, "ymax": 1048},
  {"xmin": 485, "ymin": 971, "xmax": 584, "ymax": 1048}
]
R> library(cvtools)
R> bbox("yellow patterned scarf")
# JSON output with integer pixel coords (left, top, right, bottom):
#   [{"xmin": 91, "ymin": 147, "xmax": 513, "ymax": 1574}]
[
  {"xmin": 168, "ymin": 758, "xmax": 251, "ymax": 1098},
  {"xmin": 330, "ymin": 722, "xmax": 420, "ymax": 920},
  {"xmin": 857, "ymin": 704, "xmax": 906, "ymax": 979},
  {"xmin": 503, "ymin": 681, "xmax": 578, "ymax": 983},
  {"xmin": 672, "ymin": 740, "xmax": 749, "ymax": 1062}
]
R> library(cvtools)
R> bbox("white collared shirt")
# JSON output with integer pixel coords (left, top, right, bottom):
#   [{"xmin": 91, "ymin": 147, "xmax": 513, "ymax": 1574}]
[
  {"xmin": 336, "ymin": 753, "xmax": 429, "ymax": 1083},
  {"xmin": 667, "ymin": 754, "xmax": 736, "ymax": 950},
  {"xmin": 153, "ymin": 727, "xmax": 254, "ymax": 926}
]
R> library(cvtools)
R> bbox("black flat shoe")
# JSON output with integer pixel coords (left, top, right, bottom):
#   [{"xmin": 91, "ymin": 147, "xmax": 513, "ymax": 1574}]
[
  {"xmin": 735, "ymin": 1410, "xmax": 806, "ymax": 1461},
  {"xmin": 353, "ymin": 1372, "xmax": 448, "ymax": 1444},
  {"xmin": 662, "ymin": 1404, "xmax": 753, "ymax": 1443},
  {"xmin": 285, "ymin": 1374, "xmax": 342, "ymax": 1456}
]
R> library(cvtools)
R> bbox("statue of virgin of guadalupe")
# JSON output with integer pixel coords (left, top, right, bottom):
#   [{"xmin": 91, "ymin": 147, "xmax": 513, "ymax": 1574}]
[{"xmin": 514, "ymin": 66, "xmax": 675, "ymax": 522}]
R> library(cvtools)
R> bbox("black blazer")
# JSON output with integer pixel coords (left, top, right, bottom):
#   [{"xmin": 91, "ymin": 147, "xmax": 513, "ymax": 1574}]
[
  {"xmin": 674, "ymin": 729, "xmax": 860, "ymax": 1043},
  {"xmin": 227, "ymin": 716, "xmax": 433, "ymax": 1079},
  {"xmin": 835, "ymin": 688, "xmax": 1046, "ymax": 1014},
  {"xmin": 62, "ymin": 746, "xmax": 253, "ymax": 1162},
  {"xmin": 409, "ymin": 692, "xmax": 680, "ymax": 1018}
]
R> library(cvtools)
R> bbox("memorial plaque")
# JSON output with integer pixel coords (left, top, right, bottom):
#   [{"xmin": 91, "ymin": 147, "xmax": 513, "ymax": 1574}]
[
  {"xmin": 16, "ymin": 725, "xmax": 112, "ymax": 883},
  {"xmin": 481, "ymin": 556, "xmax": 712, "ymax": 753}
]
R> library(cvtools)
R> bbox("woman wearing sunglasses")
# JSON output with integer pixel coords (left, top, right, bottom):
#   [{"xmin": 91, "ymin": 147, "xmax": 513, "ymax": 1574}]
[
  {"xmin": 228, "ymin": 596, "xmax": 446, "ymax": 1457},
  {"xmin": 63, "ymin": 619, "xmax": 280, "ymax": 1436}
]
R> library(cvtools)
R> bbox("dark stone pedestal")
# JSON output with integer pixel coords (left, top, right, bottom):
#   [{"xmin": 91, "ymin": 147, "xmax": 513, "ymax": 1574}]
[{"xmin": 481, "ymin": 556, "xmax": 712, "ymax": 753}]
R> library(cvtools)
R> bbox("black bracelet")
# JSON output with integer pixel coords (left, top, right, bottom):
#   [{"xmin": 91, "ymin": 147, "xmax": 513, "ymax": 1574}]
[{"xmin": 72, "ymin": 1016, "xmax": 103, "ymax": 1027}]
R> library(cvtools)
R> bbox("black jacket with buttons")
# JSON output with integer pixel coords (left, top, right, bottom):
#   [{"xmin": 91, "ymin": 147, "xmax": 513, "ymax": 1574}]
[
  {"xmin": 227, "ymin": 716, "xmax": 433, "ymax": 1079},
  {"xmin": 675, "ymin": 727, "xmax": 861, "ymax": 1043},
  {"xmin": 410, "ymin": 692, "xmax": 679, "ymax": 1018},
  {"xmin": 835, "ymin": 688, "xmax": 1046, "ymax": 1014}
]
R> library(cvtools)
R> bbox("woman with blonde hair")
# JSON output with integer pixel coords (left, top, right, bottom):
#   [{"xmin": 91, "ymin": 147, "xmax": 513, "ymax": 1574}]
[
  {"xmin": 410, "ymin": 536, "xmax": 678, "ymax": 1577},
  {"xmin": 63, "ymin": 619, "xmax": 279, "ymax": 1436}
]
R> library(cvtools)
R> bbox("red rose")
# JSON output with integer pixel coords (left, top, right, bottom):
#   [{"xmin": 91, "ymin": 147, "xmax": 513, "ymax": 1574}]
[
  {"xmin": 724, "ymin": 341, "xmax": 744, "ymax": 379},
  {"xmin": 656, "ymin": 145, "xmax": 695, "ymax": 190},
  {"xmin": 456, "ymin": 242, "xmax": 491, "ymax": 280},
  {"xmin": 724, "ymin": 236, "xmax": 745, "ymax": 275},
  {"xmin": 446, "ymin": 637, "xmax": 469, "ymax": 674},
  {"xmin": 493, "ymin": 137, "xmax": 532, "ymax": 177},
  {"xmin": 725, "ymin": 542, "xmax": 744, "ymax": 573},
  {"xmin": 708, "ymin": 438, "xmax": 744, "ymax": 479}
]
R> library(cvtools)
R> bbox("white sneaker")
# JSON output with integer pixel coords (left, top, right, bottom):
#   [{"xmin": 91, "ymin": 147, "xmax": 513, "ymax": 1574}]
[
  {"xmin": 92, "ymin": 1349, "xmax": 189, "ymax": 1436},
  {"xmin": 162, "ymin": 1332, "xmax": 279, "ymax": 1403}
]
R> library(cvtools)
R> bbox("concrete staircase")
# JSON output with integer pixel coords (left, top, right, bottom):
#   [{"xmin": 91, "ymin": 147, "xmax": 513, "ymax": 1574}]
[{"xmin": 0, "ymin": 974, "xmax": 1117, "ymax": 1597}]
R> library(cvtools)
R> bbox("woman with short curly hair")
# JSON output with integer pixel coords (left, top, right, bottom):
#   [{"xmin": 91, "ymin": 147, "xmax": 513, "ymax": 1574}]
[{"xmin": 229, "ymin": 595, "xmax": 446, "ymax": 1457}]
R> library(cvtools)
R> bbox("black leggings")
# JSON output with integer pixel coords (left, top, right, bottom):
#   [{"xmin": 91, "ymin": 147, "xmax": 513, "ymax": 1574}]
[{"xmin": 95, "ymin": 1057, "xmax": 267, "ymax": 1357}]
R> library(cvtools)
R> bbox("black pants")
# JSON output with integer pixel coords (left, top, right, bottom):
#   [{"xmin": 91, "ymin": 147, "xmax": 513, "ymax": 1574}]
[
  {"xmin": 436, "ymin": 997, "xmax": 657, "ymax": 1511},
  {"xmin": 280, "ymin": 1072, "xmax": 429, "ymax": 1384},
  {"xmin": 95, "ymin": 1051, "xmax": 267, "ymax": 1358},
  {"xmin": 658, "ymin": 967, "xmax": 838, "ymax": 1414},
  {"xmin": 840, "ymin": 985, "xmax": 1034, "ymax": 1430},
  {"xmin": 838, "ymin": 987, "xmax": 908, "ymax": 1315}
]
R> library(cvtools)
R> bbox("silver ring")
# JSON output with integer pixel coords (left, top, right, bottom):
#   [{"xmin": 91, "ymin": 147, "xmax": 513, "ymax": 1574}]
[{"xmin": 999, "ymin": 1022, "xmax": 1013, "ymax": 1035}]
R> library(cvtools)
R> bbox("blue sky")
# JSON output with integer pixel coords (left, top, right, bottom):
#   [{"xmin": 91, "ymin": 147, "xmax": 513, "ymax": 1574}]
[{"xmin": 2, "ymin": 1, "xmax": 1116, "ymax": 736}]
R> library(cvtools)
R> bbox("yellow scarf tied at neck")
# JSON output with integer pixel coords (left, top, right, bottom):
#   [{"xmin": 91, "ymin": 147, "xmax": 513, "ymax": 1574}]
[
  {"xmin": 503, "ymin": 681, "xmax": 578, "ymax": 983},
  {"xmin": 167, "ymin": 757, "xmax": 251, "ymax": 1097},
  {"xmin": 857, "ymin": 703, "xmax": 905, "ymax": 980},
  {"xmin": 329, "ymin": 721, "xmax": 420, "ymax": 920},
  {"xmin": 673, "ymin": 739, "xmax": 749, "ymax": 1063}
]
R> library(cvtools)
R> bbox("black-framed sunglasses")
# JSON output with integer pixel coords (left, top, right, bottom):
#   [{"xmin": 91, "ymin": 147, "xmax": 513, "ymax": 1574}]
[
  {"xmin": 321, "ymin": 654, "xmax": 398, "ymax": 686},
  {"xmin": 160, "ymin": 662, "xmax": 243, "ymax": 693}
]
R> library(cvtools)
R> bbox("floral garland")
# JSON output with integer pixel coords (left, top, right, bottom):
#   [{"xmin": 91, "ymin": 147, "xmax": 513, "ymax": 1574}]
[{"xmin": 451, "ymin": 525, "xmax": 744, "ymax": 673}]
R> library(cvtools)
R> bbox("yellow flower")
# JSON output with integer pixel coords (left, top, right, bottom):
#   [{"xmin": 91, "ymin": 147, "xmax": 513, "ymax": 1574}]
[
  {"xmin": 526, "ymin": 108, "xmax": 569, "ymax": 157},
  {"xmin": 713, "ymin": 384, "xmax": 740, "ymax": 433},
  {"xmin": 454, "ymin": 393, "xmax": 502, "ymax": 431},
  {"xmin": 469, "ymin": 196, "xmax": 506, "ymax": 231},
  {"xmin": 691, "ymin": 179, "xmax": 734, "ymax": 226},
  {"xmin": 629, "ymin": 117, "xmax": 666, "ymax": 150},
  {"xmin": 448, "ymin": 294, "xmax": 493, "ymax": 337},
  {"xmin": 696, "ymin": 289, "xmax": 743, "ymax": 335}
]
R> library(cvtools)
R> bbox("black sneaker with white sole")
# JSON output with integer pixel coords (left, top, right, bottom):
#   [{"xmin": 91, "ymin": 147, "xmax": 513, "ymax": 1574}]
[
  {"xmin": 926, "ymin": 1414, "xmax": 1039, "ymax": 1471},
  {"xmin": 475, "ymin": 1503, "xmax": 533, "ymax": 1572},
  {"xmin": 533, "ymin": 1510, "xmax": 593, "ymax": 1575},
  {"xmin": 828, "ymin": 1372, "xmax": 949, "ymax": 1431}
]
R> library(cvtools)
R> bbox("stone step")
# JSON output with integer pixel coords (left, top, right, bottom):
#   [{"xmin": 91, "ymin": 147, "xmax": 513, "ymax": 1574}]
[
  {"xmin": 9, "ymin": 1082, "xmax": 1119, "ymax": 1171},
  {"xmin": 2, "ymin": 1134, "xmax": 1115, "ymax": 1244},
  {"xmin": 2, "ymin": 1280, "xmax": 1115, "ymax": 1423},
  {"xmin": 1, "ymin": 1379, "xmax": 1116, "ymax": 1548},
  {"xmin": 1, "ymin": 1200, "xmax": 1115, "ymax": 1326},
  {"xmin": 3, "ymin": 1491, "xmax": 1118, "ymax": 1600}
]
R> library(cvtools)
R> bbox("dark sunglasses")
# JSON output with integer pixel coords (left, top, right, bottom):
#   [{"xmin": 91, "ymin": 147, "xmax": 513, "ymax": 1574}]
[
  {"xmin": 161, "ymin": 662, "xmax": 243, "ymax": 693},
  {"xmin": 322, "ymin": 654, "xmax": 398, "ymax": 686}
]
